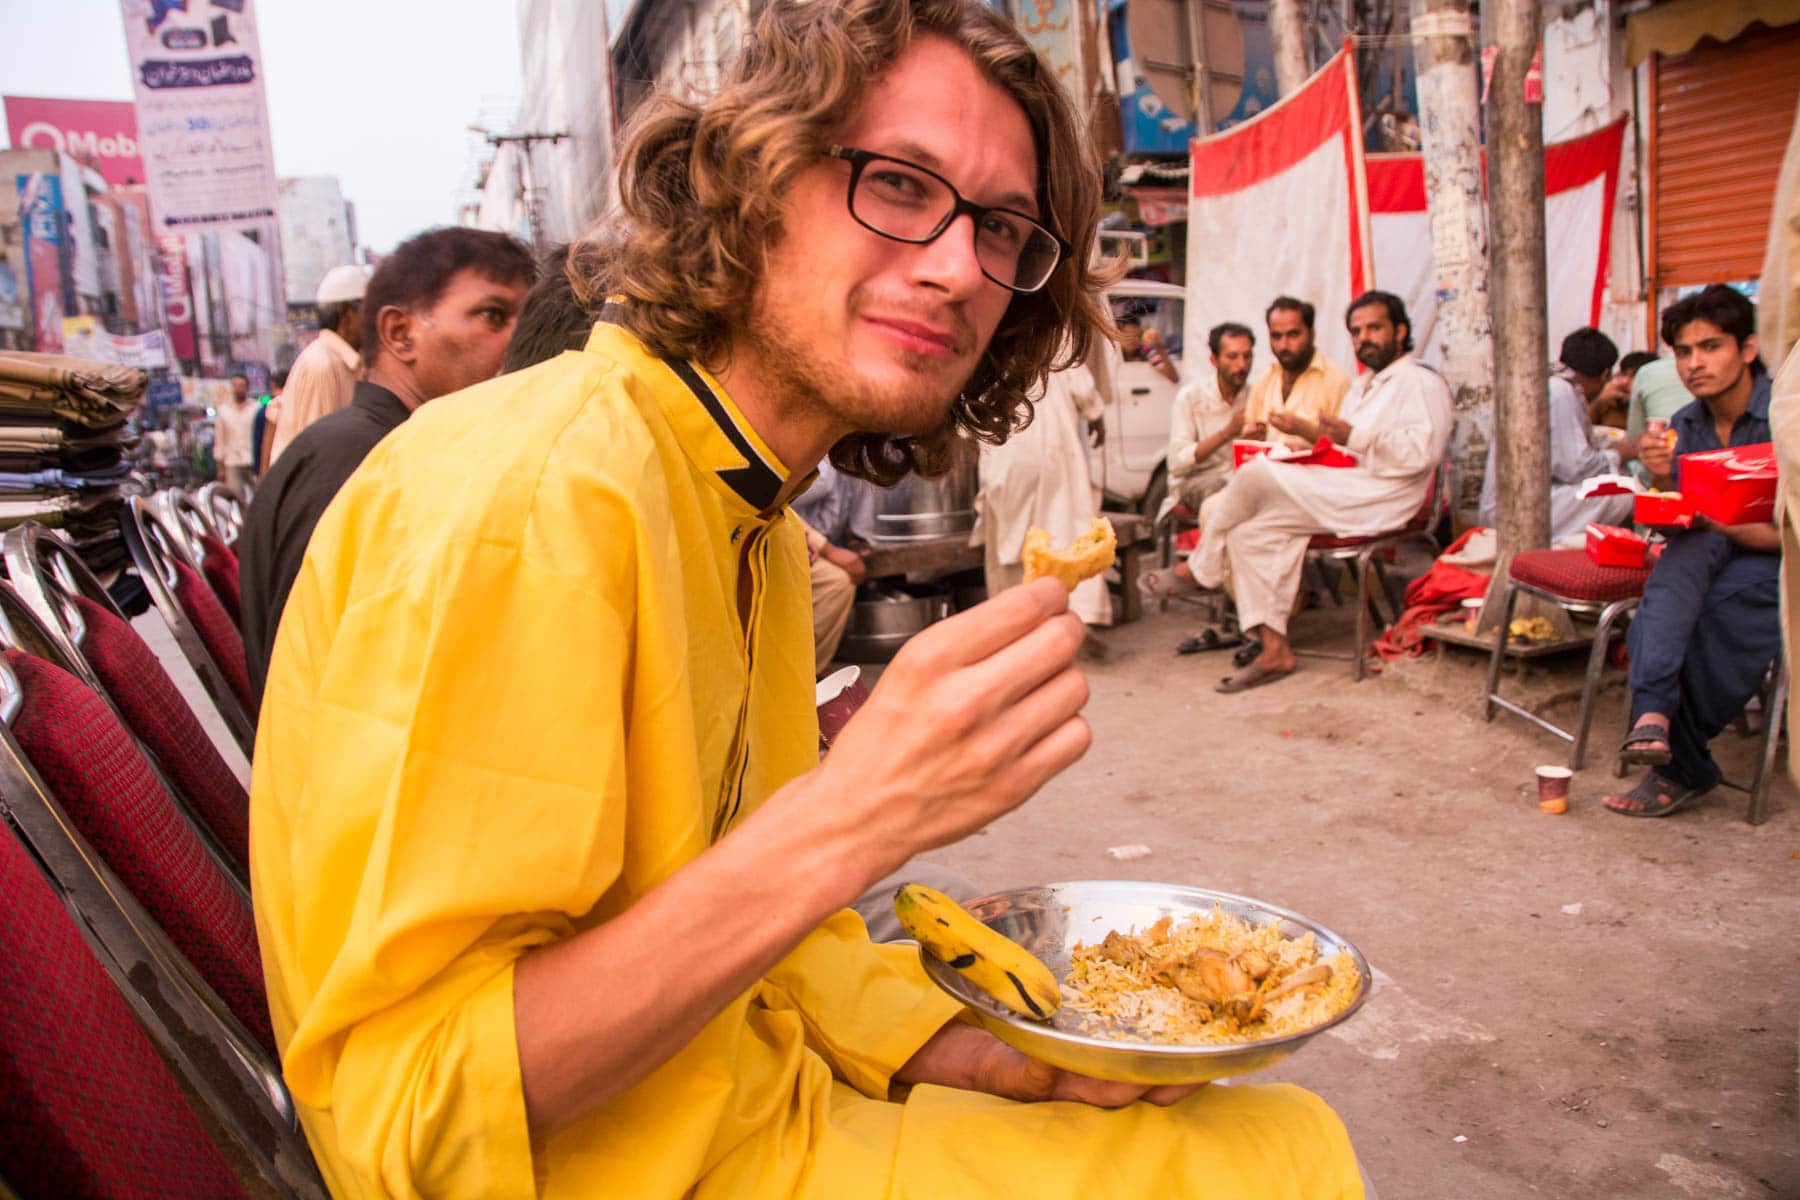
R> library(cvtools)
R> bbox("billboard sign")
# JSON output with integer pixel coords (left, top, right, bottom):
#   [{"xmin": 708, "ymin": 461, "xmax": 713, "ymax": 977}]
[
  {"xmin": 2, "ymin": 96, "xmax": 145, "ymax": 187},
  {"xmin": 156, "ymin": 233, "xmax": 198, "ymax": 362},
  {"xmin": 119, "ymin": 0, "xmax": 280, "ymax": 235},
  {"xmin": 17, "ymin": 173, "xmax": 66, "ymax": 353}
]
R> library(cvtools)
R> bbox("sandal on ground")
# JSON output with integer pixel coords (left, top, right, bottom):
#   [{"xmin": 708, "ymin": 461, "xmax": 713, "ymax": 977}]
[
  {"xmin": 1602, "ymin": 773, "xmax": 1706, "ymax": 818},
  {"xmin": 1232, "ymin": 639, "xmax": 1263, "ymax": 669},
  {"xmin": 1138, "ymin": 566, "xmax": 1199, "ymax": 600},
  {"xmin": 1618, "ymin": 721, "xmax": 1673, "ymax": 767},
  {"xmin": 1215, "ymin": 662, "xmax": 1299, "ymax": 694},
  {"xmin": 1176, "ymin": 628, "xmax": 1247, "ymax": 655}
]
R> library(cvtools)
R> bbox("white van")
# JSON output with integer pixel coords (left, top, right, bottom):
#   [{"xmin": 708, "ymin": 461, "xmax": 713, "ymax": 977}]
[{"xmin": 1087, "ymin": 279, "xmax": 1186, "ymax": 516}]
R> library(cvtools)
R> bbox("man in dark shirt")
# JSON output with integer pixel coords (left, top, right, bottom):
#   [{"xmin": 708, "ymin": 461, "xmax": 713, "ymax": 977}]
[
  {"xmin": 238, "ymin": 227, "xmax": 533, "ymax": 705},
  {"xmin": 1607, "ymin": 284, "xmax": 1778, "ymax": 817}
]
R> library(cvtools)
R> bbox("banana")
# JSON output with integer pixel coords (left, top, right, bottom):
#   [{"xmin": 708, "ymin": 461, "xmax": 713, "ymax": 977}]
[{"xmin": 893, "ymin": 883, "xmax": 1062, "ymax": 1021}]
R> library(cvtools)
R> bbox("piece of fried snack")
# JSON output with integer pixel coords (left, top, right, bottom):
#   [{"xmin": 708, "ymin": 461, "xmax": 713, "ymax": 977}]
[{"xmin": 1021, "ymin": 518, "xmax": 1117, "ymax": 591}]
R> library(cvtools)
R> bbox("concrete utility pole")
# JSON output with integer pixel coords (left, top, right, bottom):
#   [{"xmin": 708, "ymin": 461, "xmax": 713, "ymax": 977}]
[
  {"xmin": 1268, "ymin": 0, "xmax": 1312, "ymax": 96},
  {"xmin": 1410, "ymin": 0, "xmax": 1492, "ymax": 529},
  {"xmin": 1485, "ymin": 0, "xmax": 1551, "ymax": 608}
]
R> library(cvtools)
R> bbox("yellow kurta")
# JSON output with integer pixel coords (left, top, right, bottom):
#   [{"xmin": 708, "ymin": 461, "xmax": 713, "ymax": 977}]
[
  {"xmin": 252, "ymin": 322, "xmax": 1364, "ymax": 1199},
  {"xmin": 1245, "ymin": 353, "xmax": 1353, "ymax": 450}
]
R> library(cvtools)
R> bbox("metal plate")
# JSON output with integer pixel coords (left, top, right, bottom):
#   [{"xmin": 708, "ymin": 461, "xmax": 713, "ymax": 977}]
[{"xmin": 916, "ymin": 880, "xmax": 1372, "ymax": 1086}]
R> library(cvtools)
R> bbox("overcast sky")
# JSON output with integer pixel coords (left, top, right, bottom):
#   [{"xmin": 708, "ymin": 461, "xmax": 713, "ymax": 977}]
[{"xmin": 0, "ymin": 0, "xmax": 523, "ymax": 254}]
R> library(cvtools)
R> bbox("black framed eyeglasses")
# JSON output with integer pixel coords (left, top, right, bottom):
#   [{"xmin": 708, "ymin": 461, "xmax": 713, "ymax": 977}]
[{"xmin": 824, "ymin": 145, "xmax": 1069, "ymax": 294}]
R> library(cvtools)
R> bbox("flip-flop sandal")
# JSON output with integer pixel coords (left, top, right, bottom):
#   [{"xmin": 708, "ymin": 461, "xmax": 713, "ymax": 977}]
[
  {"xmin": 1232, "ymin": 639, "xmax": 1263, "ymax": 669},
  {"xmin": 1176, "ymin": 628, "xmax": 1247, "ymax": 655},
  {"xmin": 1215, "ymin": 662, "xmax": 1298, "ymax": 694},
  {"xmin": 1618, "ymin": 721, "xmax": 1673, "ymax": 766},
  {"xmin": 1602, "ymin": 773, "xmax": 1705, "ymax": 818}
]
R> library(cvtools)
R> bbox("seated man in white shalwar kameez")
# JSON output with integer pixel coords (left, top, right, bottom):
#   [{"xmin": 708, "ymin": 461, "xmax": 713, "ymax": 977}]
[
  {"xmin": 1475, "ymin": 328, "xmax": 1640, "ymax": 544},
  {"xmin": 974, "ymin": 355, "xmax": 1112, "ymax": 628},
  {"xmin": 1194, "ymin": 290, "xmax": 1451, "ymax": 692}
]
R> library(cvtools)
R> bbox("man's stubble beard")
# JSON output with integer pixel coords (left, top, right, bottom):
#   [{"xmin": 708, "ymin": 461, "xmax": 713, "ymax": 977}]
[
  {"xmin": 1355, "ymin": 339, "xmax": 1399, "ymax": 372},
  {"xmin": 1275, "ymin": 344, "xmax": 1315, "ymax": 374},
  {"xmin": 743, "ymin": 283, "xmax": 978, "ymax": 442}
]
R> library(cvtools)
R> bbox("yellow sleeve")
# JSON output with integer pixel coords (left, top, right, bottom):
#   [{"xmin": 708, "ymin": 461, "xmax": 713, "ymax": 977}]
[
  {"xmin": 255, "ymin": 439, "xmax": 646, "ymax": 1197},
  {"xmin": 1318, "ymin": 362, "xmax": 1352, "ymax": 418},
  {"xmin": 756, "ymin": 910, "xmax": 965, "ymax": 1098}
]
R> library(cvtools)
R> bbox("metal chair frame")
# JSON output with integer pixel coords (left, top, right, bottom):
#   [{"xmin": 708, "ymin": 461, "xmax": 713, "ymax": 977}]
[
  {"xmin": 1484, "ymin": 575, "xmax": 1640, "ymax": 770},
  {"xmin": 121, "ymin": 495, "xmax": 256, "ymax": 756},
  {"xmin": 1299, "ymin": 461, "xmax": 1449, "ymax": 682},
  {"xmin": 1297, "ymin": 526, "xmax": 1441, "ymax": 681},
  {"xmin": 0, "ymin": 555, "xmax": 251, "ymax": 887},
  {"xmin": 157, "ymin": 488, "xmax": 219, "ymax": 571},
  {"xmin": 0, "ymin": 656, "xmax": 326, "ymax": 1198},
  {"xmin": 196, "ymin": 481, "xmax": 247, "ymax": 544}
]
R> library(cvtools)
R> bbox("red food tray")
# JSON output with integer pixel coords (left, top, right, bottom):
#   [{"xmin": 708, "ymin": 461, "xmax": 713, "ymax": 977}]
[
  {"xmin": 1633, "ymin": 490, "xmax": 1693, "ymax": 528},
  {"xmin": 1681, "ymin": 442, "xmax": 1777, "ymax": 526},
  {"xmin": 1586, "ymin": 523, "xmax": 1648, "ymax": 568},
  {"xmin": 1232, "ymin": 440, "xmax": 1276, "ymax": 469}
]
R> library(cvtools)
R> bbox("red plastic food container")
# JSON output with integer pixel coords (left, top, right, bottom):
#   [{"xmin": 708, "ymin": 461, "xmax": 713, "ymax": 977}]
[
  {"xmin": 1299, "ymin": 438, "xmax": 1358, "ymax": 469},
  {"xmin": 1680, "ymin": 442, "xmax": 1777, "ymax": 525},
  {"xmin": 1233, "ymin": 440, "xmax": 1276, "ymax": 470},
  {"xmin": 1586, "ymin": 523, "xmax": 1648, "ymax": 568},
  {"xmin": 1633, "ymin": 490, "xmax": 1694, "ymax": 528}
]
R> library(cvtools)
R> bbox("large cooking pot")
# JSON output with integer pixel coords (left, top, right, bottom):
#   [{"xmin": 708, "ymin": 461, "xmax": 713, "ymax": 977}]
[
  {"xmin": 869, "ymin": 435, "xmax": 979, "ymax": 543},
  {"xmin": 835, "ymin": 584, "xmax": 952, "ymax": 662}
]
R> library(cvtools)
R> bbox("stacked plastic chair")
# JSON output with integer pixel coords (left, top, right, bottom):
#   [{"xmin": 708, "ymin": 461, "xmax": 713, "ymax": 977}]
[
  {"xmin": 5, "ymin": 523, "xmax": 248, "ymax": 877},
  {"xmin": 122, "ymin": 495, "xmax": 255, "ymax": 754},
  {"xmin": 0, "ymin": 582, "xmax": 325, "ymax": 1196}
]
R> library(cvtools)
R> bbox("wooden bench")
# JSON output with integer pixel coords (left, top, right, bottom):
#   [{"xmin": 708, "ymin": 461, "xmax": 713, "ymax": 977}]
[{"xmin": 859, "ymin": 511, "xmax": 1151, "ymax": 624}]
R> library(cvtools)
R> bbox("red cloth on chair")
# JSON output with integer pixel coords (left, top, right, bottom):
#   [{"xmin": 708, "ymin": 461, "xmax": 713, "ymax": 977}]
[
  {"xmin": 1369, "ymin": 528, "xmax": 1492, "ymax": 662},
  {"xmin": 0, "ymin": 828, "xmax": 246, "ymax": 1198},
  {"xmin": 6, "ymin": 650, "xmax": 273, "ymax": 1052},
  {"xmin": 172, "ymin": 560, "xmax": 253, "ymax": 709},
  {"xmin": 73, "ymin": 595, "xmax": 249, "ymax": 873}
]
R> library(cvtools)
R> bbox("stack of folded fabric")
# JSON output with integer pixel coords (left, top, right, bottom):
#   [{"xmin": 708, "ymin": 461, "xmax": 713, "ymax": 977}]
[{"xmin": 0, "ymin": 352, "xmax": 145, "ymax": 575}]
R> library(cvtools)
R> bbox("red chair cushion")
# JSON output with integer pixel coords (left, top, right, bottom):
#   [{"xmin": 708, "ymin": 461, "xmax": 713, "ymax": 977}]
[
  {"xmin": 172, "ymin": 560, "xmax": 253, "ymax": 710},
  {"xmin": 1508, "ymin": 548, "xmax": 1650, "ymax": 603},
  {"xmin": 197, "ymin": 534, "xmax": 242, "ymax": 627},
  {"xmin": 73, "ymin": 595, "xmax": 249, "ymax": 874},
  {"xmin": 0, "ymin": 828, "xmax": 246, "ymax": 1198},
  {"xmin": 6, "ymin": 650, "xmax": 274, "ymax": 1053}
]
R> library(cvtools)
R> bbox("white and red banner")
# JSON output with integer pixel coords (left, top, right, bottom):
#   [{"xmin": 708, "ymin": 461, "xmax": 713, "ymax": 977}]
[
  {"xmin": 3, "ymin": 97, "xmax": 145, "ymax": 188},
  {"xmin": 1368, "ymin": 117, "xmax": 1627, "ymax": 363},
  {"xmin": 1186, "ymin": 47, "xmax": 1371, "ymax": 377}
]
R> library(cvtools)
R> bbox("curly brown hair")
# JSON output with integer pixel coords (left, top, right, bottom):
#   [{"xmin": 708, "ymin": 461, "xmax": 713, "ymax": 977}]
[{"xmin": 569, "ymin": 0, "xmax": 1111, "ymax": 485}]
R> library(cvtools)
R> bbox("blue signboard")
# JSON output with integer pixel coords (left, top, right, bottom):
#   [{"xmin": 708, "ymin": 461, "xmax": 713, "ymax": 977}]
[{"xmin": 147, "ymin": 378, "xmax": 184, "ymax": 410}]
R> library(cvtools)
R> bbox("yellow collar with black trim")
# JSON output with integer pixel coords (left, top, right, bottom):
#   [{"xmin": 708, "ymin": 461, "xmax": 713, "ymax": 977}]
[{"xmin": 584, "ymin": 314, "xmax": 796, "ymax": 518}]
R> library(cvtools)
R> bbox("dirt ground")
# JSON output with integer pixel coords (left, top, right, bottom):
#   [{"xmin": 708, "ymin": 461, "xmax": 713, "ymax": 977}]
[
  {"xmin": 147, "ymin": 587, "xmax": 1799, "ymax": 1197},
  {"xmin": 919, "ymin": 596, "xmax": 1800, "ymax": 1198}
]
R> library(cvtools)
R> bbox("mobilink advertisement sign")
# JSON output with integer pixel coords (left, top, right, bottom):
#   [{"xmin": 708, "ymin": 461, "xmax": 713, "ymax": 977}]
[{"xmin": 3, "ymin": 97, "xmax": 146, "ymax": 187}]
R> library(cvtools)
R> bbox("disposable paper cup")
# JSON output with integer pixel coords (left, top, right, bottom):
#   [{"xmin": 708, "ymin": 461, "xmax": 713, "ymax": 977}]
[
  {"xmin": 815, "ymin": 666, "xmax": 870, "ymax": 751},
  {"xmin": 1535, "ymin": 765, "xmax": 1571, "ymax": 814},
  {"xmin": 1461, "ymin": 597, "xmax": 1484, "ymax": 632}
]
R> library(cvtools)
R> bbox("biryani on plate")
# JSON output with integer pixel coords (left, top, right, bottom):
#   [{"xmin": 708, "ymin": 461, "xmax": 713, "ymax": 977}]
[{"xmin": 1063, "ymin": 904, "xmax": 1360, "ymax": 1045}]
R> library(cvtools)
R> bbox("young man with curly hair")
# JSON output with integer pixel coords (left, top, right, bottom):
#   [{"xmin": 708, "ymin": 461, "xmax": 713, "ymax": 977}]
[{"xmin": 250, "ymin": 1, "xmax": 1364, "ymax": 1195}]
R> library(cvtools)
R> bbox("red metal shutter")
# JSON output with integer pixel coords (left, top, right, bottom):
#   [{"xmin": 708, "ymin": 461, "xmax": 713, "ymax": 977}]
[{"xmin": 1649, "ymin": 21, "xmax": 1800, "ymax": 290}]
